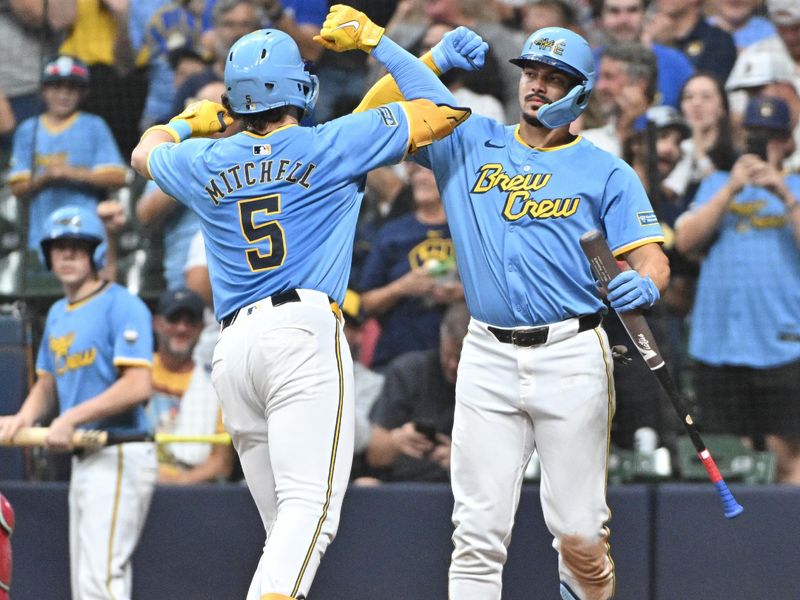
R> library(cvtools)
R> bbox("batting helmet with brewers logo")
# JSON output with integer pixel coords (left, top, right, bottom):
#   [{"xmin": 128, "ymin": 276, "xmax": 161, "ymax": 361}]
[
  {"xmin": 510, "ymin": 27, "xmax": 595, "ymax": 129},
  {"xmin": 39, "ymin": 205, "xmax": 107, "ymax": 271},
  {"xmin": 224, "ymin": 29, "xmax": 318, "ymax": 115}
]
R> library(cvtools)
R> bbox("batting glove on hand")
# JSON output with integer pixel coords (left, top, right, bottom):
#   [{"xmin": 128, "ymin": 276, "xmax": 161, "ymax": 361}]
[
  {"xmin": 606, "ymin": 270, "xmax": 660, "ymax": 312},
  {"xmin": 169, "ymin": 100, "xmax": 233, "ymax": 140},
  {"xmin": 431, "ymin": 26, "xmax": 489, "ymax": 73},
  {"xmin": 313, "ymin": 4, "xmax": 385, "ymax": 53}
]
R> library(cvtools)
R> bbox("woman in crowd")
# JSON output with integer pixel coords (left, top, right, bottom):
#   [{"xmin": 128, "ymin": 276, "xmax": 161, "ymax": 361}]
[{"xmin": 671, "ymin": 72, "xmax": 738, "ymax": 205}]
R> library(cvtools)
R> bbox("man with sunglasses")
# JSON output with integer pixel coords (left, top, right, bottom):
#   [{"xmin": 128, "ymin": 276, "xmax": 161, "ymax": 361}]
[{"xmin": 147, "ymin": 287, "xmax": 234, "ymax": 484}]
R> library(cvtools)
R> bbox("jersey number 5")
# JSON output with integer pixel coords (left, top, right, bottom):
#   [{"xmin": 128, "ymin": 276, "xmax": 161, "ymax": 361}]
[{"xmin": 238, "ymin": 194, "xmax": 286, "ymax": 271}]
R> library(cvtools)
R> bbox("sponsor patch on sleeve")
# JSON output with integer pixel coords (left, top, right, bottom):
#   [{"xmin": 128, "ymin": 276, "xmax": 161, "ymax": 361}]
[
  {"xmin": 377, "ymin": 106, "xmax": 398, "ymax": 127},
  {"xmin": 637, "ymin": 211, "xmax": 659, "ymax": 226}
]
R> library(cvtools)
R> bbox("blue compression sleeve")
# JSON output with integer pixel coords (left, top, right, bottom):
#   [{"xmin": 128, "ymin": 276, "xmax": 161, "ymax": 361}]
[{"xmin": 371, "ymin": 36, "xmax": 458, "ymax": 106}]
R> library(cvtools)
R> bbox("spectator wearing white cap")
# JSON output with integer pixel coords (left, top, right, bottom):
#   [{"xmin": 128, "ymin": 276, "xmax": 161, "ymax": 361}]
[
  {"xmin": 726, "ymin": 0, "xmax": 800, "ymax": 170},
  {"xmin": 768, "ymin": 0, "xmax": 800, "ymax": 64}
]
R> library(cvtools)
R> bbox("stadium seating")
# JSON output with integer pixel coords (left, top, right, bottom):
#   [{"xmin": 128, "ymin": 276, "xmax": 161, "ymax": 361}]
[
  {"xmin": 118, "ymin": 184, "xmax": 167, "ymax": 300},
  {"xmin": 677, "ymin": 434, "xmax": 776, "ymax": 484}
]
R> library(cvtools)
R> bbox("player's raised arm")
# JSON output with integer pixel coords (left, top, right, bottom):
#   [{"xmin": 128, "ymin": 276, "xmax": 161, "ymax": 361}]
[
  {"xmin": 130, "ymin": 100, "xmax": 234, "ymax": 178},
  {"xmin": 314, "ymin": 4, "xmax": 475, "ymax": 152},
  {"xmin": 353, "ymin": 26, "xmax": 489, "ymax": 114}
]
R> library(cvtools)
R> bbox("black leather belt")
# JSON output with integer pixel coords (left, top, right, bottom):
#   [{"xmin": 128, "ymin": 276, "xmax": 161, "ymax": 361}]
[
  {"xmin": 221, "ymin": 289, "xmax": 301, "ymax": 330},
  {"xmin": 488, "ymin": 312, "xmax": 603, "ymax": 347},
  {"xmin": 221, "ymin": 289, "xmax": 339, "ymax": 330}
]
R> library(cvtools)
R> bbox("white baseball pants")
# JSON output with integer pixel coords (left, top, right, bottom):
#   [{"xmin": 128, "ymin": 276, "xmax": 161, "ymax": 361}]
[
  {"xmin": 69, "ymin": 442, "xmax": 157, "ymax": 600},
  {"xmin": 449, "ymin": 317, "xmax": 615, "ymax": 600},
  {"xmin": 212, "ymin": 289, "xmax": 354, "ymax": 600}
]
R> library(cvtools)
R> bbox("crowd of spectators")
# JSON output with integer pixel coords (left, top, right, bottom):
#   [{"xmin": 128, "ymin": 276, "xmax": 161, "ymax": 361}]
[{"xmin": 0, "ymin": 0, "xmax": 798, "ymax": 484}]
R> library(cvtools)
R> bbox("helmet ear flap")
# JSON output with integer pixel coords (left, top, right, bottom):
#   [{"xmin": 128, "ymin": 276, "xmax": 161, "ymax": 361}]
[
  {"xmin": 305, "ymin": 73, "xmax": 319, "ymax": 114},
  {"xmin": 38, "ymin": 205, "xmax": 107, "ymax": 271},
  {"xmin": 536, "ymin": 82, "xmax": 589, "ymax": 129},
  {"xmin": 39, "ymin": 237, "xmax": 104, "ymax": 271},
  {"xmin": 225, "ymin": 29, "xmax": 313, "ymax": 113},
  {"xmin": 576, "ymin": 87, "xmax": 589, "ymax": 107}
]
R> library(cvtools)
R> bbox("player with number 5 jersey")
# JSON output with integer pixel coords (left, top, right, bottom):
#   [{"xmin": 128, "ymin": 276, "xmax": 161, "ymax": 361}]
[{"xmin": 131, "ymin": 5, "xmax": 471, "ymax": 599}]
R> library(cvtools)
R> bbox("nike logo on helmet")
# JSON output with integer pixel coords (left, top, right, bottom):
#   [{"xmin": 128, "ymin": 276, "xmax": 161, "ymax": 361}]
[
  {"xmin": 334, "ymin": 20, "xmax": 361, "ymax": 31},
  {"xmin": 484, "ymin": 140, "xmax": 505, "ymax": 148}
]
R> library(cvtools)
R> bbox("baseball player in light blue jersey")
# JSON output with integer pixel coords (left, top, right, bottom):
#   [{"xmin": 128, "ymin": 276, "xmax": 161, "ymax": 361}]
[
  {"xmin": 358, "ymin": 26, "xmax": 670, "ymax": 600},
  {"xmin": 130, "ymin": 5, "xmax": 474, "ymax": 598},
  {"xmin": 7, "ymin": 56, "xmax": 127, "ymax": 249},
  {"xmin": 0, "ymin": 206, "xmax": 156, "ymax": 600}
]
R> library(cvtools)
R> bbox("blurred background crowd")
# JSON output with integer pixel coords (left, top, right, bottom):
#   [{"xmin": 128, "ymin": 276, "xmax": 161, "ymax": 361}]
[{"xmin": 0, "ymin": 0, "xmax": 798, "ymax": 487}]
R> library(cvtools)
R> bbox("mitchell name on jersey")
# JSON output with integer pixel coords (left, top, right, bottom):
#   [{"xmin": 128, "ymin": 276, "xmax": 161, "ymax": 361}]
[{"xmin": 203, "ymin": 156, "xmax": 318, "ymax": 204}]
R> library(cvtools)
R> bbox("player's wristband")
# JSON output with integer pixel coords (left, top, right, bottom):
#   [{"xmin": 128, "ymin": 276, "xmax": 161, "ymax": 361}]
[
  {"xmin": 142, "ymin": 123, "xmax": 185, "ymax": 144},
  {"xmin": 430, "ymin": 45, "xmax": 450, "ymax": 74},
  {"xmin": 166, "ymin": 119, "xmax": 192, "ymax": 141},
  {"xmin": 421, "ymin": 51, "xmax": 443, "ymax": 76}
]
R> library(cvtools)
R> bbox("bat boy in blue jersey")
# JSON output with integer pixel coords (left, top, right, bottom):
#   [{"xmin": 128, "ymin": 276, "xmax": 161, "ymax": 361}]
[
  {"xmin": 358, "ymin": 27, "xmax": 670, "ymax": 600},
  {"xmin": 130, "ymin": 5, "xmax": 476, "ymax": 598},
  {"xmin": 0, "ymin": 206, "xmax": 156, "ymax": 600}
]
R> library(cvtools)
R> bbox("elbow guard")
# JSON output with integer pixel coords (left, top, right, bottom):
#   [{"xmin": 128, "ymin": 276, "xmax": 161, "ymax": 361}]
[{"xmin": 401, "ymin": 99, "xmax": 471, "ymax": 153}]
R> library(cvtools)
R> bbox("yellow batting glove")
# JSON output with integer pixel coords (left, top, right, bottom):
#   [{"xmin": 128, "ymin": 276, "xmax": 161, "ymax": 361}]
[
  {"xmin": 169, "ymin": 100, "xmax": 234, "ymax": 140},
  {"xmin": 313, "ymin": 4, "xmax": 384, "ymax": 54}
]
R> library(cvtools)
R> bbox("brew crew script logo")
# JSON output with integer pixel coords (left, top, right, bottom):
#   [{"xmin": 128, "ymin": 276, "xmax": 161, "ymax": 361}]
[
  {"xmin": 470, "ymin": 163, "xmax": 580, "ymax": 222},
  {"xmin": 49, "ymin": 332, "xmax": 96, "ymax": 376}
]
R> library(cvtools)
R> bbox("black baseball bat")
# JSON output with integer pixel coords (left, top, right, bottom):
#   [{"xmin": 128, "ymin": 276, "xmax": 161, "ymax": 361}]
[{"xmin": 580, "ymin": 230, "xmax": 743, "ymax": 519}]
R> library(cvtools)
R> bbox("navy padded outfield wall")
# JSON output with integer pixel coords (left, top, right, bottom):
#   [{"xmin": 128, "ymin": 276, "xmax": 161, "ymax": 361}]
[
  {"xmin": 0, "ymin": 314, "xmax": 29, "ymax": 480},
  {"xmin": 1, "ymin": 482, "xmax": 798, "ymax": 599}
]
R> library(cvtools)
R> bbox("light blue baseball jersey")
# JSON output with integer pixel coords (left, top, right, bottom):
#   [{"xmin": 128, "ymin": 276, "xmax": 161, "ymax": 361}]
[
  {"xmin": 7, "ymin": 113, "xmax": 126, "ymax": 248},
  {"xmin": 688, "ymin": 173, "xmax": 800, "ymax": 368},
  {"xmin": 413, "ymin": 115, "xmax": 664, "ymax": 328},
  {"xmin": 36, "ymin": 282, "xmax": 154, "ymax": 434},
  {"xmin": 147, "ymin": 105, "xmax": 412, "ymax": 319}
]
